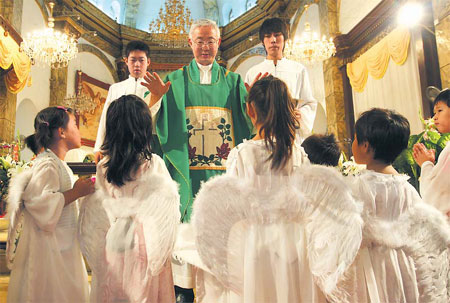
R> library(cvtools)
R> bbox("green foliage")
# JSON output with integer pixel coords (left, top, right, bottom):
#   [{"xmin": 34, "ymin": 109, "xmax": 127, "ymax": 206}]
[{"xmin": 393, "ymin": 119, "xmax": 450, "ymax": 191}]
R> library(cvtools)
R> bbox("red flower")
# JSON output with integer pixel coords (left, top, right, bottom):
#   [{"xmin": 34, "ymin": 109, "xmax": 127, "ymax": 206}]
[
  {"xmin": 216, "ymin": 143, "xmax": 230, "ymax": 160},
  {"xmin": 188, "ymin": 144, "xmax": 197, "ymax": 160}
]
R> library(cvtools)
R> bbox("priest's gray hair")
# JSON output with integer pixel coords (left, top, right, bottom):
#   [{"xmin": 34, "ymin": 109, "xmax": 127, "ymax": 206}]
[{"xmin": 189, "ymin": 19, "xmax": 220, "ymax": 39}]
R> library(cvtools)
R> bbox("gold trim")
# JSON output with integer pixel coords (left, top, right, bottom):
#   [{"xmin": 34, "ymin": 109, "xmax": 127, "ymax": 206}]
[{"xmin": 190, "ymin": 167, "xmax": 227, "ymax": 171}]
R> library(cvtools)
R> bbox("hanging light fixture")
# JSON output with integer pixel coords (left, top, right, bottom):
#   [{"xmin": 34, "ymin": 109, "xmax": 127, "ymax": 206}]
[
  {"xmin": 284, "ymin": 5, "xmax": 336, "ymax": 65},
  {"xmin": 62, "ymin": 71, "xmax": 95, "ymax": 114},
  {"xmin": 20, "ymin": 1, "xmax": 78, "ymax": 68},
  {"xmin": 148, "ymin": 0, "xmax": 193, "ymax": 48}
]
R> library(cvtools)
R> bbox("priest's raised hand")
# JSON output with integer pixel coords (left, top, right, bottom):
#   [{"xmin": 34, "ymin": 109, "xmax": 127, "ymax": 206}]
[{"xmin": 141, "ymin": 71, "xmax": 171, "ymax": 107}]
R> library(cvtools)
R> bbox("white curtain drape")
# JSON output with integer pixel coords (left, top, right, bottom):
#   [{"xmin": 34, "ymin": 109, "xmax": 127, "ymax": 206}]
[{"xmin": 352, "ymin": 34, "xmax": 424, "ymax": 135}]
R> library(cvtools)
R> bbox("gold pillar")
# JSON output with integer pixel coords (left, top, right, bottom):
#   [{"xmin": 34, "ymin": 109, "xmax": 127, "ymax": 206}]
[
  {"xmin": 319, "ymin": 1, "xmax": 349, "ymax": 151},
  {"xmin": 0, "ymin": 0, "xmax": 23, "ymax": 32},
  {"xmin": 432, "ymin": 0, "xmax": 450, "ymax": 89},
  {"xmin": 49, "ymin": 67, "xmax": 68, "ymax": 106},
  {"xmin": 0, "ymin": 80, "xmax": 17, "ymax": 141},
  {"xmin": 0, "ymin": 0, "xmax": 23, "ymax": 141}
]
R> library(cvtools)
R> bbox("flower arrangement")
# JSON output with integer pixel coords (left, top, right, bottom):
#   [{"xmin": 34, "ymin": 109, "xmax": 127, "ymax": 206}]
[
  {"xmin": 393, "ymin": 116, "xmax": 450, "ymax": 190},
  {"xmin": 338, "ymin": 153, "xmax": 366, "ymax": 177},
  {"xmin": 0, "ymin": 139, "xmax": 33, "ymax": 217}
]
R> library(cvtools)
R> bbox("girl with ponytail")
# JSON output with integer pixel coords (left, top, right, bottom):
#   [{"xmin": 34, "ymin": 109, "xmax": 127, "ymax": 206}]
[
  {"xmin": 189, "ymin": 77, "xmax": 361, "ymax": 302},
  {"xmin": 7, "ymin": 106, "xmax": 94, "ymax": 303},
  {"xmin": 226, "ymin": 75, "xmax": 308, "ymax": 174}
]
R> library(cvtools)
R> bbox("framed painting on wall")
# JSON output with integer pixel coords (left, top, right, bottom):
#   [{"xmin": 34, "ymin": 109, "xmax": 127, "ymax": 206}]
[{"xmin": 75, "ymin": 70, "xmax": 110, "ymax": 147}]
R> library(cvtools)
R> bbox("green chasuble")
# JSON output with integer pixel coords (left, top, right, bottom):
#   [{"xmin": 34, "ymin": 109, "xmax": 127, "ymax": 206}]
[{"xmin": 155, "ymin": 60, "xmax": 252, "ymax": 222}]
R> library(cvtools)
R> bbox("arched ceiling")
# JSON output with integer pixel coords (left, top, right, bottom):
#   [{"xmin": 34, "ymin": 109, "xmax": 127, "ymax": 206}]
[{"xmin": 87, "ymin": 0, "xmax": 258, "ymax": 30}]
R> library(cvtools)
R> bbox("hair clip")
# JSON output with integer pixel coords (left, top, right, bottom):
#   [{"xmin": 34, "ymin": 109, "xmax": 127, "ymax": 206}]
[
  {"xmin": 42, "ymin": 121, "xmax": 49, "ymax": 126},
  {"xmin": 57, "ymin": 106, "xmax": 68, "ymax": 112}
]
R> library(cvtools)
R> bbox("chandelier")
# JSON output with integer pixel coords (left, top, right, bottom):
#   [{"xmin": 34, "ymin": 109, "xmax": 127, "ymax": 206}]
[
  {"xmin": 284, "ymin": 6, "xmax": 336, "ymax": 65},
  {"xmin": 20, "ymin": 2, "xmax": 78, "ymax": 68},
  {"xmin": 149, "ymin": 0, "xmax": 193, "ymax": 48},
  {"xmin": 62, "ymin": 71, "xmax": 95, "ymax": 114}
]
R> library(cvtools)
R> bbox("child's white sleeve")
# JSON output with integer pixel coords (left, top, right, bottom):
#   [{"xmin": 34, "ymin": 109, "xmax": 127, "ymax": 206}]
[
  {"xmin": 22, "ymin": 160, "xmax": 65, "ymax": 232},
  {"xmin": 419, "ymin": 143, "xmax": 450, "ymax": 213}
]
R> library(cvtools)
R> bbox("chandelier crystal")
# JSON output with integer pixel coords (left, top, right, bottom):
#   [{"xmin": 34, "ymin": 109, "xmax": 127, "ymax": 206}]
[
  {"xmin": 284, "ymin": 22, "xmax": 336, "ymax": 65},
  {"xmin": 20, "ymin": 2, "xmax": 78, "ymax": 68},
  {"xmin": 62, "ymin": 71, "xmax": 95, "ymax": 114},
  {"xmin": 149, "ymin": 0, "xmax": 193, "ymax": 48}
]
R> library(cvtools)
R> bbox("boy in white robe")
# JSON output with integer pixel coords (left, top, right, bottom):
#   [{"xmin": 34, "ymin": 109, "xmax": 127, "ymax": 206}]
[
  {"xmin": 245, "ymin": 17, "xmax": 317, "ymax": 138},
  {"xmin": 341, "ymin": 108, "xmax": 450, "ymax": 302},
  {"xmin": 413, "ymin": 88, "xmax": 450, "ymax": 217},
  {"xmin": 94, "ymin": 40, "xmax": 152, "ymax": 163}
]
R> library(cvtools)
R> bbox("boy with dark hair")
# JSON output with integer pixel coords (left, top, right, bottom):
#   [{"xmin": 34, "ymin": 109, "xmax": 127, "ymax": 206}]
[
  {"xmin": 301, "ymin": 133, "xmax": 341, "ymax": 166},
  {"xmin": 339, "ymin": 108, "xmax": 450, "ymax": 302},
  {"xmin": 413, "ymin": 88, "xmax": 450, "ymax": 216},
  {"xmin": 94, "ymin": 40, "xmax": 152, "ymax": 163},
  {"xmin": 245, "ymin": 17, "xmax": 317, "ymax": 139}
]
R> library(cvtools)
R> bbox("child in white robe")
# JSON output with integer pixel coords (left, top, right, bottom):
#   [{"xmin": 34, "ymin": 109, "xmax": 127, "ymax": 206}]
[
  {"xmin": 190, "ymin": 76, "xmax": 363, "ymax": 303},
  {"xmin": 6, "ymin": 106, "xmax": 95, "ymax": 303},
  {"xmin": 340, "ymin": 108, "xmax": 450, "ymax": 302},
  {"xmin": 413, "ymin": 88, "xmax": 450, "ymax": 217},
  {"xmin": 78, "ymin": 95, "xmax": 180, "ymax": 303}
]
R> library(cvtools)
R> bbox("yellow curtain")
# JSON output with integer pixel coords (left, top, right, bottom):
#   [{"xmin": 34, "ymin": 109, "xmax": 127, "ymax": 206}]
[
  {"xmin": 0, "ymin": 25, "xmax": 32, "ymax": 94},
  {"xmin": 347, "ymin": 27, "xmax": 410, "ymax": 92}
]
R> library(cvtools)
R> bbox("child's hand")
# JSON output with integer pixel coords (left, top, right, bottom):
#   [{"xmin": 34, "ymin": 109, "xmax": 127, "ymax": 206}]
[
  {"xmin": 412, "ymin": 143, "xmax": 435, "ymax": 167},
  {"xmin": 73, "ymin": 176, "xmax": 95, "ymax": 198}
]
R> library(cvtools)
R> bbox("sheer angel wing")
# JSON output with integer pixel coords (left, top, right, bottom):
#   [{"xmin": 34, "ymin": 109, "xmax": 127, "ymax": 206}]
[
  {"xmin": 6, "ymin": 169, "xmax": 33, "ymax": 269},
  {"xmin": 78, "ymin": 191, "xmax": 110, "ymax": 274},
  {"xmin": 133, "ymin": 173, "xmax": 180, "ymax": 276},
  {"xmin": 296, "ymin": 165, "xmax": 363, "ymax": 301},
  {"xmin": 79, "ymin": 172, "xmax": 180, "ymax": 278},
  {"xmin": 192, "ymin": 164, "xmax": 362, "ymax": 300}
]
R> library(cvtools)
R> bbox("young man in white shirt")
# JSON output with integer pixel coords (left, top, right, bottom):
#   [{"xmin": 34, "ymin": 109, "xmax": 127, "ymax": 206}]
[
  {"xmin": 94, "ymin": 40, "xmax": 151, "ymax": 163},
  {"xmin": 245, "ymin": 17, "xmax": 317, "ymax": 138}
]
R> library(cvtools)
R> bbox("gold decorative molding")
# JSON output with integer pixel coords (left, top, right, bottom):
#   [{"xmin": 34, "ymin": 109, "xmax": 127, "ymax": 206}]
[
  {"xmin": 77, "ymin": 43, "xmax": 119, "ymax": 82},
  {"xmin": 54, "ymin": 0, "xmax": 302, "ymax": 63},
  {"xmin": 229, "ymin": 46, "xmax": 266, "ymax": 72}
]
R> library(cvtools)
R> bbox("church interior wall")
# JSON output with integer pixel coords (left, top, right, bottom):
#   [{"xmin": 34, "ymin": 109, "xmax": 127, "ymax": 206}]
[
  {"xmin": 12, "ymin": 0, "xmax": 117, "ymax": 160},
  {"xmin": 14, "ymin": 99, "xmax": 38, "ymax": 161},
  {"xmin": 67, "ymin": 52, "xmax": 115, "ymax": 97},
  {"xmin": 16, "ymin": 0, "xmax": 51, "ymax": 112},
  {"xmin": 292, "ymin": 3, "xmax": 327, "ymax": 133},
  {"xmin": 233, "ymin": 56, "xmax": 264, "ymax": 80},
  {"xmin": 339, "ymin": 0, "xmax": 383, "ymax": 34}
]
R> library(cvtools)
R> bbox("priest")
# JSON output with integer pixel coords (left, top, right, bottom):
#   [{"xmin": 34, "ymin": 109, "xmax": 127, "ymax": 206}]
[
  {"xmin": 143, "ymin": 19, "xmax": 252, "ymax": 223},
  {"xmin": 141, "ymin": 18, "xmax": 252, "ymax": 301}
]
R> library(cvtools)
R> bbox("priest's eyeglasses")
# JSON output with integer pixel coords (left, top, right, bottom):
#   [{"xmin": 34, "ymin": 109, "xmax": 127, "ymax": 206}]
[{"xmin": 193, "ymin": 39, "xmax": 218, "ymax": 48}]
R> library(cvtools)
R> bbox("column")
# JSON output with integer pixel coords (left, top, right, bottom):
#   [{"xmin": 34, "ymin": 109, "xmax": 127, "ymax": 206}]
[
  {"xmin": 319, "ymin": 1, "xmax": 350, "ymax": 153},
  {"xmin": 433, "ymin": 0, "xmax": 450, "ymax": 89},
  {"xmin": 49, "ymin": 67, "xmax": 68, "ymax": 106}
]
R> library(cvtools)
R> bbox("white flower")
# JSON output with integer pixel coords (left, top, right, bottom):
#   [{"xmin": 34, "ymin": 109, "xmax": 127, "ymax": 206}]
[{"xmin": 338, "ymin": 156, "xmax": 366, "ymax": 176}]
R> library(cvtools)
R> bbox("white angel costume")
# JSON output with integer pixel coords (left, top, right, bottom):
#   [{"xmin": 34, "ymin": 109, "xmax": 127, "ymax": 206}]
[
  {"xmin": 6, "ymin": 149, "xmax": 89, "ymax": 303},
  {"xmin": 419, "ymin": 141, "xmax": 450, "ymax": 215},
  {"xmin": 78, "ymin": 155, "xmax": 180, "ymax": 303},
  {"xmin": 340, "ymin": 170, "xmax": 450, "ymax": 302},
  {"xmin": 184, "ymin": 140, "xmax": 363, "ymax": 302}
]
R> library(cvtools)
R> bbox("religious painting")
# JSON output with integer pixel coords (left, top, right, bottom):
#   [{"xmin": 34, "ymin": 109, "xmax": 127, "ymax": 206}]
[{"xmin": 75, "ymin": 71, "xmax": 110, "ymax": 147}]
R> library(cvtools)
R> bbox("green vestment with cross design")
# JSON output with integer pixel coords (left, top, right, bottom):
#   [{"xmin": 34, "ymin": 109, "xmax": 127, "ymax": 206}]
[{"xmin": 154, "ymin": 59, "xmax": 252, "ymax": 222}]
